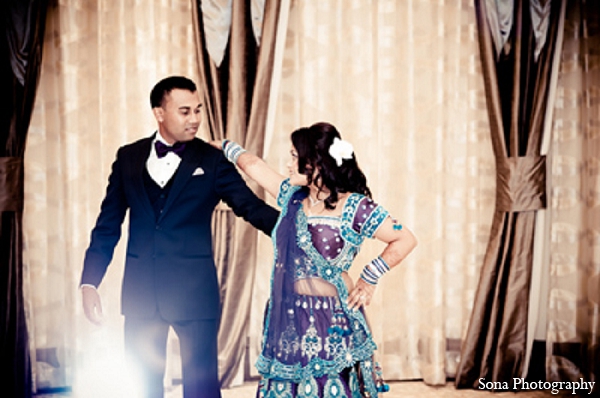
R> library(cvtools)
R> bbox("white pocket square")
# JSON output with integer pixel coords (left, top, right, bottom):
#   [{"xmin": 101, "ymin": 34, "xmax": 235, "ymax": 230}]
[{"xmin": 192, "ymin": 167, "xmax": 204, "ymax": 176}]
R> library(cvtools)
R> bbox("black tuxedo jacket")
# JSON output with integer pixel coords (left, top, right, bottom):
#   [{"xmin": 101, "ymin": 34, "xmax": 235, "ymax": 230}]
[{"xmin": 80, "ymin": 135, "xmax": 278, "ymax": 321}]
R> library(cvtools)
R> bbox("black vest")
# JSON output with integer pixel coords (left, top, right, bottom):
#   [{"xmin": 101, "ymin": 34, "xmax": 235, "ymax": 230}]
[{"xmin": 143, "ymin": 167, "xmax": 177, "ymax": 220}]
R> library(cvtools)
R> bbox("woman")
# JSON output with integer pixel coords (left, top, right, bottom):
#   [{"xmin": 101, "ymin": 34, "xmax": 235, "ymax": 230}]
[{"xmin": 215, "ymin": 122, "xmax": 417, "ymax": 397}]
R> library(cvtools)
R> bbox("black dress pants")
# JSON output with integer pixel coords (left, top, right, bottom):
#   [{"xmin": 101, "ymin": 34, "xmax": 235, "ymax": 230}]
[{"xmin": 124, "ymin": 313, "xmax": 221, "ymax": 398}]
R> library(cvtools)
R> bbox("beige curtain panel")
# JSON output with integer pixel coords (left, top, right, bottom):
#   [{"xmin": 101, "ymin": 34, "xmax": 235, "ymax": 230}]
[
  {"xmin": 250, "ymin": 0, "xmax": 496, "ymax": 386},
  {"xmin": 546, "ymin": 0, "xmax": 600, "ymax": 386},
  {"xmin": 24, "ymin": 1, "xmax": 202, "ymax": 394}
]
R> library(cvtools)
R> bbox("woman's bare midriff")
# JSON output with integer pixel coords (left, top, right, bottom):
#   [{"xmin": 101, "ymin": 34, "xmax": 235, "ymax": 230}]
[{"xmin": 294, "ymin": 272, "xmax": 353, "ymax": 296}]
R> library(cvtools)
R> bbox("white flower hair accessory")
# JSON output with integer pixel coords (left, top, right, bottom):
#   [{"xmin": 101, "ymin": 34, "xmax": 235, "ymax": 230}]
[{"xmin": 328, "ymin": 137, "xmax": 354, "ymax": 166}]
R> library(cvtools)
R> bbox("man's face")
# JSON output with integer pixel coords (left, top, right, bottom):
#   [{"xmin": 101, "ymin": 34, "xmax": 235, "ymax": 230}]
[{"xmin": 153, "ymin": 89, "xmax": 202, "ymax": 143}]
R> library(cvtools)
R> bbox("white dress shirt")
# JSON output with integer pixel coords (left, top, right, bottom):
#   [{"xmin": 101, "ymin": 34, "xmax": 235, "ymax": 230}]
[{"xmin": 146, "ymin": 132, "xmax": 183, "ymax": 188}]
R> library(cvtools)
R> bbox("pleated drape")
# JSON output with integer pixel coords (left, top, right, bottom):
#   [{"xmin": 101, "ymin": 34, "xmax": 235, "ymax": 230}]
[
  {"xmin": 191, "ymin": 0, "xmax": 288, "ymax": 387},
  {"xmin": 0, "ymin": 1, "xmax": 48, "ymax": 397},
  {"xmin": 546, "ymin": 0, "xmax": 600, "ymax": 386},
  {"xmin": 456, "ymin": 0, "xmax": 563, "ymax": 388}
]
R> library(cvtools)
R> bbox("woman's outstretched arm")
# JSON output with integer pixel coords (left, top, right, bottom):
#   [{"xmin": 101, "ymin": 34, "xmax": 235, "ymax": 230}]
[{"xmin": 210, "ymin": 140, "xmax": 285, "ymax": 199}]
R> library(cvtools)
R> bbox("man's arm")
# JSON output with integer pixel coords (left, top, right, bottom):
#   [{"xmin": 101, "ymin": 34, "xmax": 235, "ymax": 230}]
[
  {"xmin": 81, "ymin": 148, "xmax": 129, "ymax": 285},
  {"xmin": 214, "ymin": 153, "xmax": 279, "ymax": 235},
  {"xmin": 80, "ymin": 149, "xmax": 129, "ymax": 323}
]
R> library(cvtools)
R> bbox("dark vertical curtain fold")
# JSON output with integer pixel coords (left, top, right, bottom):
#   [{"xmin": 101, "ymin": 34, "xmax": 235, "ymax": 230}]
[
  {"xmin": 192, "ymin": 0, "xmax": 283, "ymax": 387},
  {"xmin": 456, "ymin": 0, "xmax": 562, "ymax": 388},
  {"xmin": 0, "ymin": 1, "xmax": 48, "ymax": 397}
]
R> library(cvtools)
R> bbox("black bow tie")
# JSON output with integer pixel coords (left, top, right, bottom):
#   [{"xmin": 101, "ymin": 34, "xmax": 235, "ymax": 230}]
[{"xmin": 155, "ymin": 141, "xmax": 186, "ymax": 158}]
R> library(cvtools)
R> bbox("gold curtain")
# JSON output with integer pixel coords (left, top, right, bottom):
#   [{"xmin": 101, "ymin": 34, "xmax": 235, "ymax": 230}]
[
  {"xmin": 455, "ymin": 0, "xmax": 564, "ymax": 387},
  {"xmin": 249, "ymin": 0, "xmax": 496, "ymax": 385},
  {"xmin": 547, "ymin": 0, "xmax": 600, "ymax": 385},
  {"xmin": 24, "ymin": 1, "xmax": 202, "ymax": 394},
  {"xmin": 191, "ymin": 0, "xmax": 289, "ymax": 387}
]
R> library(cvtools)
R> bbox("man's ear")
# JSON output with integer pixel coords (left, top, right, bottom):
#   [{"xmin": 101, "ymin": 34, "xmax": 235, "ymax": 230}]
[{"xmin": 153, "ymin": 107, "xmax": 164, "ymax": 123}]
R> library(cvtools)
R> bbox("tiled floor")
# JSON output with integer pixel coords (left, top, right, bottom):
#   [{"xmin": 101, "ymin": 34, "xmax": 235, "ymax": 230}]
[{"xmin": 219, "ymin": 381, "xmax": 559, "ymax": 398}]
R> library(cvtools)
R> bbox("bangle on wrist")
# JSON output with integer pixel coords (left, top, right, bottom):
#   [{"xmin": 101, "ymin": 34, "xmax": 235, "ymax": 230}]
[
  {"xmin": 222, "ymin": 139, "xmax": 247, "ymax": 164},
  {"xmin": 360, "ymin": 256, "xmax": 390, "ymax": 285}
]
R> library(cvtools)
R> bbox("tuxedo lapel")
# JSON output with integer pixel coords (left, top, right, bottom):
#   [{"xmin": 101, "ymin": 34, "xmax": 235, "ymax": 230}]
[
  {"xmin": 128, "ymin": 137, "xmax": 156, "ymax": 221},
  {"xmin": 158, "ymin": 139, "xmax": 205, "ymax": 222}
]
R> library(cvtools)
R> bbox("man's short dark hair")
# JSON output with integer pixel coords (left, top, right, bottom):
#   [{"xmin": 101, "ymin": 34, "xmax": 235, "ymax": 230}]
[{"xmin": 150, "ymin": 76, "xmax": 197, "ymax": 108}]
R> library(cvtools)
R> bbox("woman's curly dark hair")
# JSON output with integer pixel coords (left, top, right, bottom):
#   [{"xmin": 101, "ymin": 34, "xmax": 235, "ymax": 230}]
[{"xmin": 291, "ymin": 122, "xmax": 371, "ymax": 209}]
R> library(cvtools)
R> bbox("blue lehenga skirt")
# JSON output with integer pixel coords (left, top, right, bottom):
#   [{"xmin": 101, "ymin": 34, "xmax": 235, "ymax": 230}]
[{"xmin": 256, "ymin": 294, "xmax": 385, "ymax": 398}]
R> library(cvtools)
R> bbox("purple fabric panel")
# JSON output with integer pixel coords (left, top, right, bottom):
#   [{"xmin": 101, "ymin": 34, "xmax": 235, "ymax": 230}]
[
  {"xmin": 352, "ymin": 197, "xmax": 379, "ymax": 233},
  {"xmin": 306, "ymin": 222, "xmax": 344, "ymax": 261}
]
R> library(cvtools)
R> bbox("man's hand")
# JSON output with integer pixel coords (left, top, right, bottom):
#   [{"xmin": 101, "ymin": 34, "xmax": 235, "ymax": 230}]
[{"xmin": 81, "ymin": 285, "xmax": 104, "ymax": 326}]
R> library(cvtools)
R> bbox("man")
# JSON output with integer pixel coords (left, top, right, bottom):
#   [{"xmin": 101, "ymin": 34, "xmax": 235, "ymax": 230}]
[{"xmin": 80, "ymin": 76, "xmax": 278, "ymax": 398}]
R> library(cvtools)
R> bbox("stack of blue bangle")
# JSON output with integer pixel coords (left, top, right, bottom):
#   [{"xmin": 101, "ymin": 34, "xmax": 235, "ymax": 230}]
[{"xmin": 359, "ymin": 256, "xmax": 390, "ymax": 285}]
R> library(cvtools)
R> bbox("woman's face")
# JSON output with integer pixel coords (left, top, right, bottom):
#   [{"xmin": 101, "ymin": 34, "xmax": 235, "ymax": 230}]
[{"xmin": 287, "ymin": 145, "xmax": 309, "ymax": 186}]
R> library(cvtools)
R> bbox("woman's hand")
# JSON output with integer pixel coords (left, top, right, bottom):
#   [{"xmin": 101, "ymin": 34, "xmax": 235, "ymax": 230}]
[
  {"xmin": 209, "ymin": 140, "xmax": 224, "ymax": 150},
  {"xmin": 347, "ymin": 278, "xmax": 376, "ymax": 310}
]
